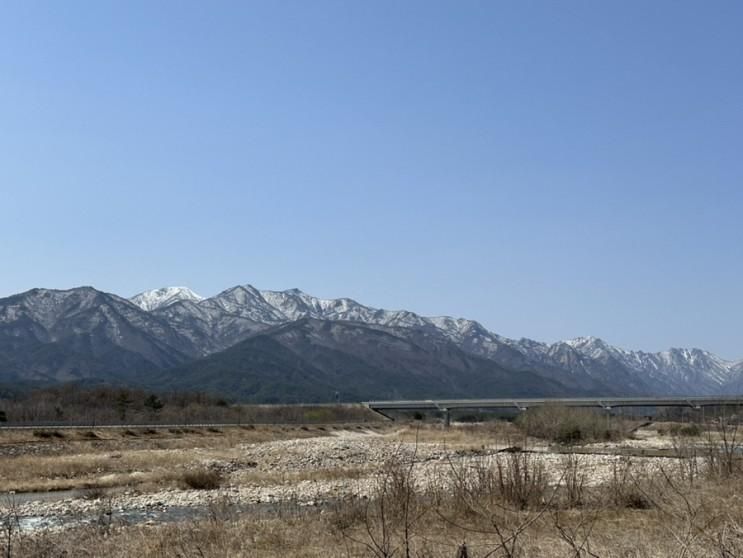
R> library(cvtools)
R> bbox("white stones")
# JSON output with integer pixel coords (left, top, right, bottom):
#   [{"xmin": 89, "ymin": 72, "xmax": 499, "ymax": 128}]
[{"xmin": 9, "ymin": 428, "xmax": 704, "ymax": 534}]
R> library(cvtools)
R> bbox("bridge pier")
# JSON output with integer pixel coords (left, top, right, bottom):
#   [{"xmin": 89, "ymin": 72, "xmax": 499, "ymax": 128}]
[{"xmin": 444, "ymin": 408, "xmax": 451, "ymax": 428}]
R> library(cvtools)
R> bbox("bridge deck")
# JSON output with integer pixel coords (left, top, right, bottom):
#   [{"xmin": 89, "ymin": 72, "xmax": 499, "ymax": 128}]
[{"xmin": 365, "ymin": 396, "xmax": 743, "ymax": 412}]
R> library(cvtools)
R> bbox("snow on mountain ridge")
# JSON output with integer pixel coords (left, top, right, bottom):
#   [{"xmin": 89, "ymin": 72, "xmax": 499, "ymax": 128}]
[
  {"xmin": 256, "ymin": 286, "xmax": 482, "ymax": 338},
  {"xmin": 218, "ymin": 285, "xmax": 743, "ymax": 376},
  {"xmin": 130, "ymin": 287, "xmax": 204, "ymax": 311},
  {"xmin": 205, "ymin": 286, "xmax": 287, "ymax": 324},
  {"xmin": 557, "ymin": 337, "xmax": 737, "ymax": 389},
  {"xmin": 125, "ymin": 282, "xmax": 742, "ymax": 393}
]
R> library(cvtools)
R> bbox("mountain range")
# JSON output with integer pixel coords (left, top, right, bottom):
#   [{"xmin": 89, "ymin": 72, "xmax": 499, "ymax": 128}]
[{"xmin": 0, "ymin": 285, "xmax": 740, "ymax": 402}]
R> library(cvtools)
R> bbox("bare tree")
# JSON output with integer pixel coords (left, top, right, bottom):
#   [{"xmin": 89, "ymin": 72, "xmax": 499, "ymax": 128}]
[
  {"xmin": 551, "ymin": 508, "xmax": 601, "ymax": 558},
  {"xmin": 705, "ymin": 415, "xmax": 741, "ymax": 478},
  {"xmin": 338, "ymin": 434, "xmax": 426, "ymax": 557},
  {"xmin": 1, "ymin": 494, "xmax": 21, "ymax": 558}
]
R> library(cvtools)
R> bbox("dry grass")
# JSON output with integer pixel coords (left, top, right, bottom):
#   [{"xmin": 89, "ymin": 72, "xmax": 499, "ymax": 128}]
[
  {"xmin": 515, "ymin": 406, "xmax": 635, "ymax": 445},
  {"xmin": 0, "ymin": 449, "xmax": 191, "ymax": 492},
  {"xmin": 0, "ymin": 425, "xmax": 375, "ymax": 493},
  {"xmin": 0, "ymin": 423, "xmax": 356, "ymax": 447},
  {"xmin": 657, "ymin": 422, "xmax": 704, "ymax": 437},
  {"xmin": 393, "ymin": 421, "xmax": 524, "ymax": 448},
  {"xmin": 13, "ymin": 474, "xmax": 743, "ymax": 558},
  {"xmin": 8, "ymin": 420, "xmax": 743, "ymax": 557}
]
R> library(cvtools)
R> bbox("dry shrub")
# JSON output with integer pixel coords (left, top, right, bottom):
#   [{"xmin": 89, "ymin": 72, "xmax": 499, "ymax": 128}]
[
  {"xmin": 395, "ymin": 420, "xmax": 522, "ymax": 449},
  {"xmin": 436, "ymin": 451, "xmax": 557, "ymax": 557},
  {"xmin": 443, "ymin": 450, "xmax": 549, "ymax": 512},
  {"xmin": 670, "ymin": 436, "xmax": 702, "ymax": 486},
  {"xmin": 704, "ymin": 418, "xmax": 742, "ymax": 479},
  {"xmin": 329, "ymin": 495, "xmax": 368, "ymax": 533},
  {"xmin": 32, "ymin": 429, "xmax": 64, "ymax": 439},
  {"xmin": 561, "ymin": 453, "xmax": 588, "ymax": 508},
  {"xmin": 602, "ymin": 457, "xmax": 653, "ymax": 510},
  {"xmin": 334, "ymin": 449, "xmax": 425, "ymax": 557},
  {"xmin": 516, "ymin": 406, "xmax": 629, "ymax": 445},
  {"xmin": 658, "ymin": 422, "xmax": 703, "ymax": 437},
  {"xmin": 492, "ymin": 451, "xmax": 549, "ymax": 510},
  {"xmin": 181, "ymin": 468, "xmax": 223, "ymax": 490},
  {"xmin": 81, "ymin": 486, "xmax": 109, "ymax": 500}
]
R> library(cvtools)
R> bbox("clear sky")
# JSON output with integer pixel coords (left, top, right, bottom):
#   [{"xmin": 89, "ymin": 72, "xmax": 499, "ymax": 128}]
[{"xmin": 1, "ymin": 1, "xmax": 741, "ymax": 359}]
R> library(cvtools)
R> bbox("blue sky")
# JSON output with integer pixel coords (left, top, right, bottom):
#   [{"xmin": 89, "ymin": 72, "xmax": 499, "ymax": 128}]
[{"xmin": 1, "ymin": 1, "xmax": 741, "ymax": 358}]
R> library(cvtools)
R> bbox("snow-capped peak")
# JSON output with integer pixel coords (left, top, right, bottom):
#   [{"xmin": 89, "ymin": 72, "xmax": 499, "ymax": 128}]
[
  {"xmin": 565, "ymin": 336, "xmax": 606, "ymax": 348},
  {"xmin": 564, "ymin": 336, "xmax": 613, "ymax": 352},
  {"xmin": 130, "ymin": 287, "xmax": 204, "ymax": 311}
]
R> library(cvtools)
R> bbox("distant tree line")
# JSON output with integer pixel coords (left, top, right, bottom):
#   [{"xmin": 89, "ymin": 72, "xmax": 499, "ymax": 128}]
[
  {"xmin": 0, "ymin": 384, "xmax": 234, "ymax": 425},
  {"xmin": 0, "ymin": 384, "xmax": 376, "ymax": 425}
]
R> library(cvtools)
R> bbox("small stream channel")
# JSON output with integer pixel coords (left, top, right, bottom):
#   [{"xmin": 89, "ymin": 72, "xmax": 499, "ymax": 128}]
[{"xmin": 9, "ymin": 489, "xmax": 324, "ymax": 532}]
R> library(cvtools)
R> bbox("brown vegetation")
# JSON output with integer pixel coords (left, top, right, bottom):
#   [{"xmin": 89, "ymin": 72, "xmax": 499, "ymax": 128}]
[
  {"xmin": 657, "ymin": 422, "xmax": 703, "ymax": 437},
  {"xmin": 515, "ymin": 405, "xmax": 633, "ymax": 444},
  {"xmin": 181, "ymin": 468, "xmax": 223, "ymax": 490},
  {"xmin": 4, "ymin": 418, "xmax": 743, "ymax": 557},
  {"xmin": 0, "ymin": 424, "xmax": 367, "ymax": 493},
  {"xmin": 10, "ymin": 442, "xmax": 743, "ymax": 557}
]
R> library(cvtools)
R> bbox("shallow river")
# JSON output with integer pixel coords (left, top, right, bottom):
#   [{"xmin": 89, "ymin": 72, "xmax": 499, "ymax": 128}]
[{"xmin": 11, "ymin": 489, "xmax": 322, "ymax": 532}]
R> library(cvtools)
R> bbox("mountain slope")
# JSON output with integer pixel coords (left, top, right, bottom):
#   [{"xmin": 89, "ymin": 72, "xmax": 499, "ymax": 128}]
[
  {"xmin": 161, "ymin": 319, "xmax": 570, "ymax": 402},
  {"xmin": 0, "ymin": 283, "xmax": 739, "ymax": 400},
  {"xmin": 247, "ymin": 286, "xmax": 742, "ymax": 395},
  {"xmin": 175, "ymin": 284, "xmax": 742, "ymax": 396},
  {"xmin": 0, "ymin": 288, "xmax": 197, "ymax": 382},
  {"xmin": 149, "ymin": 286, "xmax": 284, "ymax": 355},
  {"xmin": 508, "ymin": 336, "xmax": 740, "ymax": 395}
]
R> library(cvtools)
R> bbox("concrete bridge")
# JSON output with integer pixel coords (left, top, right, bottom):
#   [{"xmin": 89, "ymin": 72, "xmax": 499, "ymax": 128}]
[{"xmin": 364, "ymin": 396, "xmax": 743, "ymax": 425}]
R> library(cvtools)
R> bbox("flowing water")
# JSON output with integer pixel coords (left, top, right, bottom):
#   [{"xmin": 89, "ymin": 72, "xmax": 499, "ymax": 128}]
[{"xmin": 9, "ymin": 489, "xmax": 323, "ymax": 532}]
